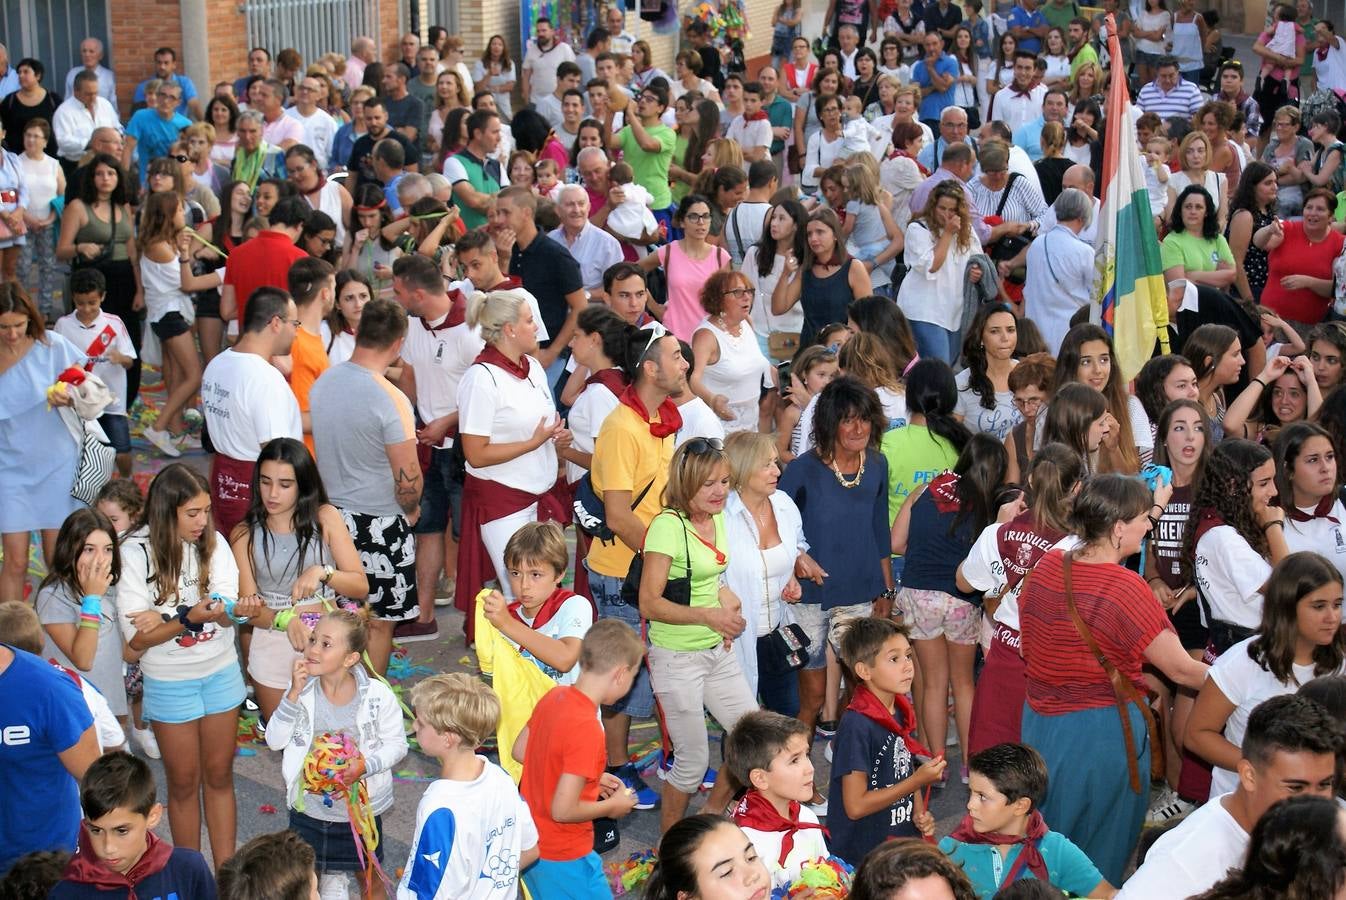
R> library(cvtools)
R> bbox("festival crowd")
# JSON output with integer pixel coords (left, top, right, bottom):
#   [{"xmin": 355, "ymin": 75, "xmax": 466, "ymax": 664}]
[{"xmin": 7, "ymin": 0, "xmax": 1346, "ymax": 897}]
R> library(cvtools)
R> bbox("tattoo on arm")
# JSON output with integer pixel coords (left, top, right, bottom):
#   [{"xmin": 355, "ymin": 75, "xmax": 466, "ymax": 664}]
[{"xmin": 394, "ymin": 466, "xmax": 422, "ymax": 514}]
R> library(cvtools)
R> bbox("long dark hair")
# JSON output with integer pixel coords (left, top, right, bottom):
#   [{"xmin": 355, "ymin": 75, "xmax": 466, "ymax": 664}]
[
  {"xmin": 576, "ymin": 305, "xmax": 639, "ymax": 377},
  {"xmin": 1153, "ymin": 398, "xmax": 1213, "ymax": 489},
  {"xmin": 1246, "ymin": 552, "xmax": 1346, "ymax": 684},
  {"xmin": 950, "ymin": 432, "xmax": 1009, "ymax": 537},
  {"xmin": 144, "ymin": 464, "xmax": 215, "ymax": 605},
  {"xmin": 1230, "ymin": 160, "xmax": 1277, "ymax": 216},
  {"xmin": 812, "ymin": 375, "xmax": 887, "ymax": 461},
  {"xmin": 1275, "ymin": 422, "xmax": 1341, "ymax": 510},
  {"xmin": 754, "ymin": 199, "xmax": 808, "ymax": 279},
  {"xmin": 904, "ymin": 358, "xmax": 972, "ymax": 454},
  {"xmin": 645, "ymin": 815, "xmax": 741, "ymax": 900},
  {"xmin": 1135, "ymin": 353, "xmax": 1196, "ymax": 424},
  {"xmin": 1182, "ymin": 439, "xmax": 1274, "ymax": 580},
  {"xmin": 1193, "ymin": 796, "xmax": 1346, "ymax": 900},
  {"xmin": 238, "ymin": 438, "xmax": 330, "ymax": 588},
  {"xmin": 38, "ymin": 509, "xmax": 122, "ymax": 602},
  {"xmin": 77, "ymin": 153, "xmax": 130, "ymax": 206},
  {"xmin": 1042, "ymin": 382, "xmax": 1107, "ymax": 470},
  {"xmin": 1054, "ymin": 323, "xmax": 1140, "ymax": 473},
  {"xmin": 683, "ymin": 98, "xmax": 720, "ymax": 174},
  {"xmin": 849, "ymin": 295, "xmax": 918, "ymax": 377},
  {"xmin": 327, "ymin": 269, "xmax": 373, "ymax": 352},
  {"xmin": 1027, "ymin": 442, "xmax": 1086, "ymax": 534},
  {"xmin": 961, "ymin": 303, "xmax": 1018, "ymax": 412}
]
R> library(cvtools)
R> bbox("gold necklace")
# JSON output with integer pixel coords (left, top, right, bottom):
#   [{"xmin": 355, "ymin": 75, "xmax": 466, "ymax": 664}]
[{"xmin": 829, "ymin": 453, "xmax": 865, "ymax": 488}]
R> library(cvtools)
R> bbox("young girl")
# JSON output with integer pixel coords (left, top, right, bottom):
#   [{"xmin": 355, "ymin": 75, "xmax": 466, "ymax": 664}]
[
  {"xmin": 343, "ymin": 185, "xmax": 400, "ymax": 298},
  {"xmin": 771, "ymin": 0, "xmax": 802, "ymax": 67},
  {"xmin": 955, "ymin": 303, "xmax": 1021, "ymax": 440},
  {"xmin": 1135, "ymin": 354, "xmax": 1201, "ymax": 432},
  {"xmin": 1186, "ymin": 551, "xmax": 1346, "ymax": 800},
  {"xmin": 1053, "ymin": 323, "xmax": 1153, "ymax": 473},
  {"xmin": 1308, "ymin": 322, "xmax": 1346, "ymax": 395},
  {"xmin": 1185, "ymin": 322, "xmax": 1245, "ymax": 441},
  {"xmin": 839, "ymin": 333, "xmax": 906, "ymax": 430},
  {"xmin": 1042, "ymin": 28, "xmax": 1071, "ymax": 89},
  {"xmin": 1222, "ymin": 352, "xmax": 1322, "ymax": 444},
  {"xmin": 230, "ymin": 438, "xmax": 369, "ymax": 721},
  {"xmin": 96, "ymin": 478, "xmax": 156, "ymax": 757},
  {"xmin": 1041, "ymin": 382, "xmax": 1111, "ymax": 474},
  {"xmin": 1276, "ymin": 422, "xmax": 1346, "ymax": 585},
  {"xmin": 645, "ymin": 815, "xmax": 772, "ymax": 900},
  {"xmin": 778, "ymin": 344, "xmax": 839, "ymax": 463},
  {"xmin": 138, "ymin": 192, "xmax": 221, "ymax": 458},
  {"xmin": 841, "ymin": 162, "xmax": 902, "ymax": 293},
  {"xmin": 34, "ymin": 508, "xmax": 128, "ymax": 746},
  {"xmin": 321, "ymin": 270, "xmax": 372, "ymax": 365},
  {"xmin": 265, "ymin": 609, "xmax": 408, "ymax": 900},
  {"xmin": 118, "ymin": 463, "xmax": 254, "ymax": 864}
]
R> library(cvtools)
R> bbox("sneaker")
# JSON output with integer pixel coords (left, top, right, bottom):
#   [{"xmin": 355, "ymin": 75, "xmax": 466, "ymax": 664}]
[
  {"xmin": 175, "ymin": 432, "xmax": 202, "ymax": 451},
  {"xmin": 655, "ymin": 752, "xmax": 716, "ymax": 791},
  {"xmin": 143, "ymin": 427, "xmax": 181, "ymax": 458},
  {"xmin": 243, "ymin": 697, "xmax": 259, "ymax": 713},
  {"xmin": 701, "ymin": 767, "xmax": 717, "ymax": 791},
  {"xmin": 960, "ymin": 764, "xmax": 970, "ymax": 785},
  {"xmin": 824, "ymin": 740, "xmax": 833, "ymax": 763},
  {"xmin": 609, "ymin": 763, "xmax": 659, "ymax": 809},
  {"xmin": 1146, "ymin": 786, "xmax": 1196, "ymax": 826},
  {"xmin": 433, "ymin": 576, "xmax": 456, "ymax": 607},
  {"xmin": 395, "ymin": 619, "xmax": 440, "ymax": 643},
  {"xmin": 131, "ymin": 725, "xmax": 160, "ymax": 759},
  {"xmin": 815, "ymin": 719, "xmax": 838, "ymax": 739}
]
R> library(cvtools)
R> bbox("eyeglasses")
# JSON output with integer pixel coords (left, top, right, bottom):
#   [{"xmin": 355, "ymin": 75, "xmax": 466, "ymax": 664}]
[
  {"xmin": 683, "ymin": 212, "xmax": 711, "ymax": 223},
  {"xmin": 272, "ymin": 315, "xmax": 301, "ymax": 328},
  {"xmin": 159, "ymin": 94, "xmax": 181, "ymax": 102},
  {"xmin": 1013, "ymin": 395, "xmax": 1044, "ymax": 412},
  {"xmin": 722, "ymin": 287, "xmax": 750, "ymax": 298}
]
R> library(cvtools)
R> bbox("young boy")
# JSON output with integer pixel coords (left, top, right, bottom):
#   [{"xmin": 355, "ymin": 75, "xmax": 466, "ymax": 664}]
[
  {"xmin": 939, "ymin": 743, "xmax": 1112, "ymax": 899},
  {"xmin": 725, "ymin": 710, "xmax": 830, "ymax": 889},
  {"xmin": 514, "ymin": 619, "xmax": 644, "ymax": 899},
  {"xmin": 399, "ymin": 672, "xmax": 539, "ymax": 900},
  {"xmin": 829, "ymin": 617, "xmax": 945, "ymax": 866},
  {"xmin": 48, "ymin": 751, "xmax": 216, "ymax": 899},
  {"xmin": 217, "ymin": 830, "xmax": 318, "ymax": 900},
  {"xmin": 477, "ymin": 521, "xmax": 595, "ymax": 780},
  {"xmin": 1143, "ymin": 135, "xmax": 1171, "ymax": 222},
  {"xmin": 53, "ymin": 268, "xmax": 136, "ymax": 477}
]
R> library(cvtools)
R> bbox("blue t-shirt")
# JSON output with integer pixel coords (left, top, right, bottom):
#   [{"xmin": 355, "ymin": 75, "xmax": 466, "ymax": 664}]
[
  {"xmin": 0, "ymin": 646, "xmax": 93, "ymax": 876},
  {"xmin": 912, "ymin": 55, "xmax": 960, "ymax": 121},
  {"xmin": 1008, "ymin": 6, "xmax": 1046, "ymax": 53},
  {"xmin": 126, "ymin": 109, "xmax": 191, "ymax": 183},
  {"xmin": 827, "ymin": 708, "xmax": 919, "ymax": 866},
  {"xmin": 939, "ymin": 831, "xmax": 1104, "ymax": 899},
  {"xmin": 49, "ymin": 847, "xmax": 218, "ymax": 900},
  {"xmin": 133, "ymin": 73, "xmax": 198, "ymax": 115}
]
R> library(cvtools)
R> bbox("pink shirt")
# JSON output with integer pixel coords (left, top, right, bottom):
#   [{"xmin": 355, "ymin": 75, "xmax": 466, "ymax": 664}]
[{"xmin": 660, "ymin": 241, "xmax": 729, "ymax": 342}]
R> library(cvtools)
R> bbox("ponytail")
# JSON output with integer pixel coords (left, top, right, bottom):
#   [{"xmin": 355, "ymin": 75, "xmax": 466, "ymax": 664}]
[{"xmin": 1027, "ymin": 442, "xmax": 1085, "ymax": 534}]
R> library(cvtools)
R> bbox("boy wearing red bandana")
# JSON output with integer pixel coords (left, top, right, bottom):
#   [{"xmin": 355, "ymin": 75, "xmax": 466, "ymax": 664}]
[
  {"xmin": 726, "ymin": 711, "xmax": 830, "ymax": 889},
  {"xmin": 829, "ymin": 617, "xmax": 944, "ymax": 865},
  {"xmin": 50, "ymin": 751, "xmax": 217, "ymax": 900},
  {"xmin": 939, "ymin": 742, "xmax": 1111, "ymax": 898}
]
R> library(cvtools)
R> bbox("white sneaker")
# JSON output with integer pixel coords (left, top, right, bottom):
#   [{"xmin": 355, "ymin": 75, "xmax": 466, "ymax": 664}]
[
  {"xmin": 132, "ymin": 725, "xmax": 161, "ymax": 759},
  {"xmin": 144, "ymin": 427, "xmax": 181, "ymax": 458},
  {"xmin": 176, "ymin": 432, "xmax": 202, "ymax": 451},
  {"xmin": 824, "ymin": 739, "xmax": 833, "ymax": 763},
  {"xmin": 1145, "ymin": 785, "xmax": 1195, "ymax": 826}
]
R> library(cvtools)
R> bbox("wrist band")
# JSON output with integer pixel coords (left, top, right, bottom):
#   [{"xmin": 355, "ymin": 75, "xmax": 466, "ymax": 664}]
[
  {"xmin": 1262, "ymin": 519, "xmax": 1284, "ymax": 531},
  {"xmin": 175, "ymin": 605, "xmax": 205, "ymax": 634},
  {"xmin": 273, "ymin": 608, "xmax": 298, "ymax": 632},
  {"xmin": 1253, "ymin": 377, "xmax": 1268, "ymax": 389},
  {"xmin": 78, "ymin": 618, "xmax": 100, "ymax": 630},
  {"xmin": 79, "ymin": 594, "xmax": 102, "ymax": 624},
  {"xmin": 210, "ymin": 591, "xmax": 250, "ymax": 624}
]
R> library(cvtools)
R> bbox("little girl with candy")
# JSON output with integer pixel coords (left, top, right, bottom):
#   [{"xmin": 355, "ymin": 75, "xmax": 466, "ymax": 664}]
[{"xmin": 265, "ymin": 609, "xmax": 407, "ymax": 900}]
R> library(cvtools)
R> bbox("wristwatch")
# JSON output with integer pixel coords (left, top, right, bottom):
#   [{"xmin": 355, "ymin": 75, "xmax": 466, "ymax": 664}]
[{"xmin": 320, "ymin": 564, "xmax": 336, "ymax": 585}]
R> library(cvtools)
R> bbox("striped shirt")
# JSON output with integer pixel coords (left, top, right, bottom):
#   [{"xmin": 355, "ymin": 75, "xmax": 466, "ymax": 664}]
[
  {"xmin": 968, "ymin": 173, "xmax": 1049, "ymax": 227},
  {"xmin": 1020, "ymin": 550, "xmax": 1171, "ymax": 715},
  {"xmin": 1135, "ymin": 80, "xmax": 1204, "ymax": 120}
]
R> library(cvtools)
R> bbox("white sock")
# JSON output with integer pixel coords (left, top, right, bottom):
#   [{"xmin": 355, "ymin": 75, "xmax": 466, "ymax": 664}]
[{"xmin": 318, "ymin": 872, "xmax": 349, "ymax": 900}]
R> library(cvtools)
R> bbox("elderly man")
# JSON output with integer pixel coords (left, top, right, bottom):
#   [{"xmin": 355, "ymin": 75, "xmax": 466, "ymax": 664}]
[
  {"xmin": 63, "ymin": 39, "xmax": 117, "ymax": 114},
  {"xmin": 1137, "ymin": 56, "xmax": 1205, "ymax": 120},
  {"xmin": 577, "ymin": 145, "xmax": 612, "ymax": 218},
  {"xmin": 918, "ymin": 106, "xmax": 979, "ymax": 173},
  {"xmin": 549, "ymin": 184, "xmax": 624, "ymax": 297},
  {"xmin": 286, "ymin": 76, "xmax": 338, "ymax": 169},
  {"xmin": 911, "ymin": 142, "xmax": 993, "ymax": 245},
  {"xmin": 1024, "ymin": 187, "xmax": 1096, "ymax": 353},
  {"xmin": 232, "ymin": 48, "xmax": 271, "ymax": 105},
  {"xmin": 253, "ymin": 79, "xmax": 303, "ymax": 150},
  {"xmin": 230, "ymin": 109, "xmax": 285, "ymax": 189},
  {"xmin": 1014, "ymin": 88, "xmax": 1069, "ymax": 162},
  {"xmin": 1038, "ymin": 164, "xmax": 1100, "ymax": 243},
  {"xmin": 606, "ymin": 7, "xmax": 637, "ymax": 56},
  {"xmin": 398, "ymin": 32, "xmax": 421, "ymax": 70},
  {"xmin": 133, "ymin": 47, "xmax": 200, "ymax": 119},
  {"xmin": 345, "ymin": 36, "xmax": 377, "ymax": 88},
  {"xmin": 445, "ymin": 108, "xmax": 507, "ymax": 231},
  {"xmin": 53, "ymin": 70, "xmax": 121, "ymax": 174},
  {"xmin": 124, "ymin": 80, "xmax": 190, "ymax": 184},
  {"xmin": 63, "ymin": 127, "xmax": 128, "ymax": 201},
  {"xmin": 0, "ymin": 44, "xmax": 17, "ymax": 100}
]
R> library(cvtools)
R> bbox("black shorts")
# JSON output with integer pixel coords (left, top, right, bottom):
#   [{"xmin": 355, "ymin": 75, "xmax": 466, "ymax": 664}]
[
  {"xmin": 150, "ymin": 311, "xmax": 191, "ymax": 341},
  {"xmin": 1169, "ymin": 596, "xmax": 1208, "ymax": 651},
  {"xmin": 338, "ymin": 508, "xmax": 418, "ymax": 622},
  {"xmin": 195, "ymin": 289, "xmax": 221, "ymax": 320},
  {"xmin": 98, "ymin": 413, "xmax": 131, "ymax": 454}
]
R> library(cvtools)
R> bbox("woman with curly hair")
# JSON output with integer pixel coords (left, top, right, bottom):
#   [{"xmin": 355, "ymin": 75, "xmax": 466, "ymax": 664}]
[
  {"xmin": 690, "ymin": 269, "xmax": 773, "ymax": 434},
  {"xmin": 1053, "ymin": 323, "xmax": 1152, "ymax": 473},
  {"xmin": 955, "ymin": 303, "xmax": 1021, "ymax": 440},
  {"xmin": 897, "ymin": 179, "xmax": 984, "ymax": 364},
  {"xmin": 1192, "ymin": 795, "xmax": 1346, "ymax": 900}
]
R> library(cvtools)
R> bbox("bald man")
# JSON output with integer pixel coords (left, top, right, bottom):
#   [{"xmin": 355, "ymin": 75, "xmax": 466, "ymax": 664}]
[
  {"xmin": 1037, "ymin": 164, "xmax": 1100, "ymax": 244},
  {"xmin": 63, "ymin": 38, "xmax": 118, "ymax": 114}
]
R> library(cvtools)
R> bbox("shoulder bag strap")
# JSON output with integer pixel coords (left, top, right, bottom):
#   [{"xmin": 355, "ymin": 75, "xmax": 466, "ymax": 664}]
[
  {"xmin": 1061, "ymin": 551, "xmax": 1159, "ymax": 795},
  {"xmin": 730, "ymin": 206, "xmax": 747, "ymax": 260},
  {"xmin": 995, "ymin": 172, "xmax": 1021, "ymax": 219}
]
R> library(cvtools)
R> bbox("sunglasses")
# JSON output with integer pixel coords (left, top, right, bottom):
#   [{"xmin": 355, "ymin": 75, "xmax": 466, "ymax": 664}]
[
  {"xmin": 639, "ymin": 321, "xmax": 669, "ymax": 361},
  {"xmin": 683, "ymin": 436, "xmax": 724, "ymax": 455}
]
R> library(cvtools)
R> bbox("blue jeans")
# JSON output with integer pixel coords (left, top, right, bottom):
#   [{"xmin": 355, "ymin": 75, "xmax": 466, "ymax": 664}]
[
  {"xmin": 910, "ymin": 320, "xmax": 962, "ymax": 364},
  {"xmin": 756, "ymin": 642, "xmax": 801, "ymax": 718},
  {"xmin": 585, "ymin": 561, "xmax": 655, "ymax": 718}
]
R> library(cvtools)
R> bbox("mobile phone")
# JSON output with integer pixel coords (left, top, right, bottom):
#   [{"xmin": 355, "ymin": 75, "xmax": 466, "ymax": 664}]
[{"xmin": 777, "ymin": 361, "xmax": 792, "ymax": 398}]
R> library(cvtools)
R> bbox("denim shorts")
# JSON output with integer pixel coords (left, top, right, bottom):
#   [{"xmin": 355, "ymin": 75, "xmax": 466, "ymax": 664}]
[
  {"xmin": 413, "ymin": 445, "xmax": 463, "ymax": 537},
  {"xmin": 142, "ymin": 661, "xmax": 245, "ymax": 724},
  {"xmin": 521, "ymin": 852, "xmax": 608, "ymax": 900},
  {"xmin": 586, "ymin": 562, "xmax": 655, "ymax": 718},
  {"xmin": 289, "ymin": 809, "xmax": 384, "ymax": 873},
  {"xmin": 98, "ymin": 412, "xmax": 131, "ymax": 454},
  {"xmin": 150, "ymin": 311, "xmax": 191, "ymax": 341}
]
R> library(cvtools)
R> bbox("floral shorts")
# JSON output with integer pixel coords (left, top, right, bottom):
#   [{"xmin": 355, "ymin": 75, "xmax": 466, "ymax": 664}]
[{"xmin": 895, "ymin": 587, "xmax": 982, "ymax": 644}]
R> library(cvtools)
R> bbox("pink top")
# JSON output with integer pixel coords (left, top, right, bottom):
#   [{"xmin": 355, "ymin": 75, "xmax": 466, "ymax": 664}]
[
  {"xmin": 540, "ymin": 136, "xmax": 570, "ymax": 169},
  {"xmin": 660, "ymin": 241, "xmax": 728, "ymax": 341}
]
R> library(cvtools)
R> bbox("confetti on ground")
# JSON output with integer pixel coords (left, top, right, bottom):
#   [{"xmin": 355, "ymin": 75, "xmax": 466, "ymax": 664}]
[
  {"xmin": 236, "ymin": 747, "xmax": 256, "ymax": 757},
  {"xmin": 392, "ymin": 770, "xmax": 435, "ymax": 784},
  {"xmin": 605, "ymin": 849, "xmax": 657, "ymax": 896}
]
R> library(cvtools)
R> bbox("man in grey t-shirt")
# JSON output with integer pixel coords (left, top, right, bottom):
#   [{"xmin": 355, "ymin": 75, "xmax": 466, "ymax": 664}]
[{"xmin": 309, "ymin": 299, "xmax": 422, "ymax": 675}]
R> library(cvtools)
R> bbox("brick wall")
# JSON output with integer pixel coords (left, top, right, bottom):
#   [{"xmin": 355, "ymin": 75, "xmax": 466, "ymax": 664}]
[
  {"xmin": 203, "ymin": 0, "xmax": 249, "ymax": 95},
  {"xmin": 108, "ymin": 0, "xmax": 184, "ymax": 112}
]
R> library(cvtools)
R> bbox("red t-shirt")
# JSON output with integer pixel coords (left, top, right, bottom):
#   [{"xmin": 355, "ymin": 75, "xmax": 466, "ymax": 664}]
[
  {"xmin": 224, "ymin": 231, "xmax": 309, "ymax": 328},
  {"xmin": 1261, "ymin": 220, "xmax": 1345, "ymax": 324},
  {"xmin": 520, "ymin": 685, "xmax": 606, "ymax": 861},
  {"xmin": 1019, "ymin": 550, "xmax": 1171, "ymax": 715}
]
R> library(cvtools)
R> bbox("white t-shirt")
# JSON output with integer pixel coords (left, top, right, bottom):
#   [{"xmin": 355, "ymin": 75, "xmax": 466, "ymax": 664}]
[
  {"xmin": 400, "ymin": 316, "xmax": 484, "ymax": 448},
  {"xmin": 723, "ymin": 201, "xmax": 771, "ymax": 269},
  {"xmin": 457, "ymin": 356, "xmax": 559, "ymax": 494},
  {"xmin": 1206, "ymin": 637, "xmax": 1328, "ymax": 797},
  {"xmin": 674, "ymin": 397, "xmax": 727, "ymax": 448},
  {"xmin": 200, "ymin": 349, "xmax": 302, "ymax": 461},
  {"xmin": 1113, "ymin": 793, "xmax": 1246, "ymax": 900},
  {"xmin": 565, "ymin": 377, "xmax": 622, "ymax": 485},
  {"xmin": 396, "ymin": 760, "xmax": 539, "ymax": 900},
  {"xmin": 318, "ymin": 321, "xmax": 356, "ymax": 366},
  {"xmin": 285, "ymin": 106, "xmax": 338, "ymax": 169},
  {"xmin": 1317, "ymin": 36, "xmax": 1346, "ymax": 94},
  {"xmin": 954, "ymin": 367, "xmax": 1021, "ymax": 441},
  {"xmin": 961, "ymin": 525, "xmax": 1079, "ymax": 631},
  {"xmin": 743, "ymin": 245, "xmax": 804, "ymax": 340},
  {"xmin": 511, "ymin": 594, "xmax": 594, "ymax": 686},
  {"xmin": 1194, "ymin": 525, "xmax": 1271, "ymax": 630},
  {"xmin": 740, "ymin": 804, "xmax": 830, "ymax": 889},
  {"xmin": 1284, "ymin": 500, "xmax": 1346, "ymax": 596},
  {"xmin": 53, "ymin": 311, "xmax": 135, "ymax": 415},
  {"xmin": 726, "ymin": 115, "xmax": 773, "ymax": 156}
]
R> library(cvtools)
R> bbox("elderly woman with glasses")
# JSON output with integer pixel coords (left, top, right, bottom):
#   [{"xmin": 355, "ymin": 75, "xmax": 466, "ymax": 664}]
[
  {"xmin": 1260, "ymin": 104, "xmax": 1313, "ymax": 217},
  {"xmin": 229, "ymin": 109, "xmax": 283, "ymax": 191},
  {"xmin": 639, "ymin": 436, "xmax": 756, "ymax": 834},
  {"xmin": 690, "ymin": 269, "xmax": 774, "ymax": 434}
]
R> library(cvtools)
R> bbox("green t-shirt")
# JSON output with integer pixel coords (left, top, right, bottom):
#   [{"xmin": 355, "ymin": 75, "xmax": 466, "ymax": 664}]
[
  {"xmin": 644, "ymin": 510, "xmax": 727, "ymax": 651},
  {"xmin": 1042, "ymin": 0, "xmax": 1080, "ymax": 30},
  {"xmin": 1070, "ymin": 43, "xmax": 1099, "ymax": 79},
  {"xmin": 880, "ymin": 424, "xmax": 961, "ymax": 527},
  {"xmin": 1160, "ymin": 230, "xmax": 1235, "ymax": 274},
  {"xmin": 620, "ymin": 121, "xmax": 677, "ymax": 211},
  {"xmin": 672, "ymin": 133, "xmax": 691, "ymax": 204}
]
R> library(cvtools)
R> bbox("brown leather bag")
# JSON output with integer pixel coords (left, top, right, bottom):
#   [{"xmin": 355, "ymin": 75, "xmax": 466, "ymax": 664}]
[{"xmin": 1061, "ymin": 552, "xmax": 1164, "ymax": 793}]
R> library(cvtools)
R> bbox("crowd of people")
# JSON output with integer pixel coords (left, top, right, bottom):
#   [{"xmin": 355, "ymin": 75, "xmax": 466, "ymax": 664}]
[{"xmin": 7, "ymin": 0, "xmax": 1346, "ymax": 897}]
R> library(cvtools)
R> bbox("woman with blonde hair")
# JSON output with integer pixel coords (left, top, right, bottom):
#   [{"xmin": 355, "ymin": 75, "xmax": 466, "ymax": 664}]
[
  {"xmin": 1167, "ymin": 129, "xmax": 1229, "ymax": 229},
  {"xmin": 1068, "ymin": 61, "xmax": 1106, "ymax": 108},
  {"xmin": 1035, "ymin": 121, "xmax": 1074, "ymax": 203},
  {"xmin": 897, "ymin": 178, "xmax": 984, "ymax": 363}
]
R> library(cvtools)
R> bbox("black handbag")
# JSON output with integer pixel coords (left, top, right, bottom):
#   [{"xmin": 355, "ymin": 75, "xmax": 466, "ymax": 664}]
[
  {"xmin": 757, "ymin": 623, "xmax": 811, "ymax": 674},
  {"xmin": 620, "ymin": 511, "xmax": 692, "ymax": 607},
  {"xmin": 573, "ymin": 475, "xmax": 654, "ymax": 542}
]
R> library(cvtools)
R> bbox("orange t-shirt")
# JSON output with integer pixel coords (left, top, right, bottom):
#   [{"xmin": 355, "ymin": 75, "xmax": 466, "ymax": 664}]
[
  {"xmin": 520, "ymin": 685, "xmax": 606, "ymax": 861},
  {"xmin": 289, "ymin": 326, "xmax": 329, "ymax": 456}
]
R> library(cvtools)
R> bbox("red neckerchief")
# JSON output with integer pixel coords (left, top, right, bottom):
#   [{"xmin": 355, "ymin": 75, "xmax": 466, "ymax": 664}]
[
  {"xmin": 80, "ymin": 322, "xmax": 118, "ymax": 370},
  {"xmin": 1192, "ymin": 507, "xmax": 1228, "ymax": 546},
  {"xmin": 423, "ymin": 292, "xmax": 466, "ymax": 331},
  {"xmin": 491, "ymin": 275, "xmax": 523, "ymax": 291},
  {"xmin": 995, "ymin": 512, "xmax": 1065, "ymax": 595},
  {"xmin": 745, "ymin": 110, "xmax": 770, "ymax": 122},
  {"xmin": 303, "ymin": 176, "xmax": 328, "ymax": 201},
  {"xmin": 585, "ymin": 366, "xmax": 629, "ymax": 395},
  {"xmin": 1010, "ymin": 83, "xmax": 1035, "ymax": 97},
  {"xmin": 928, "ymin": 471, "xmax": 961, "ymax": 514},
  {"xmin": 474, "ymin": 344, "xmax": 531, "ymax": 381},
  {"xmin": 683, "ymin": 515, "xmax": 727, "ymax": 566},
  {"xmin": 894, "ymin": 149, "xmax": 930, "ymax": 177},
  {"xmin": 62, "ymin": 825, "xmax": 174, "ymax": 899},
  {"xmin": 948, "ymin": 809, "xmax": 1051, "ymax": 883},
  {"xmin": 730, "ymin": 790, "xmax": 829, "ymax": 866},
  {"xmin": 846, "ymin": 682, "xmax": 932, "ymax": 758},
  {"xmin": 508, "ymin": 587, "xmax": 575, "ymax": 630},
  {"xmin": 618, "ymin": 383, "xmax": 682, "ymax": 438},
  {"xmin": 1286, "ymin": 496, "xmax": 1341, "ymax": 525}
]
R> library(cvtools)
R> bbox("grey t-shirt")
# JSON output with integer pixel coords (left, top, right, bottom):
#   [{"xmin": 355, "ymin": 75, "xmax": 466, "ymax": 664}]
[
  {"xmin": 303, "ymin": 688, "xmax": 359, "ymax": 823},
  {"xmin": 36, "ymin": 581, "xmax": 129, "ymax": 716},
  {"xmin": 310, "ymin": 362, "xmax": 416, "ymax": 516}
]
